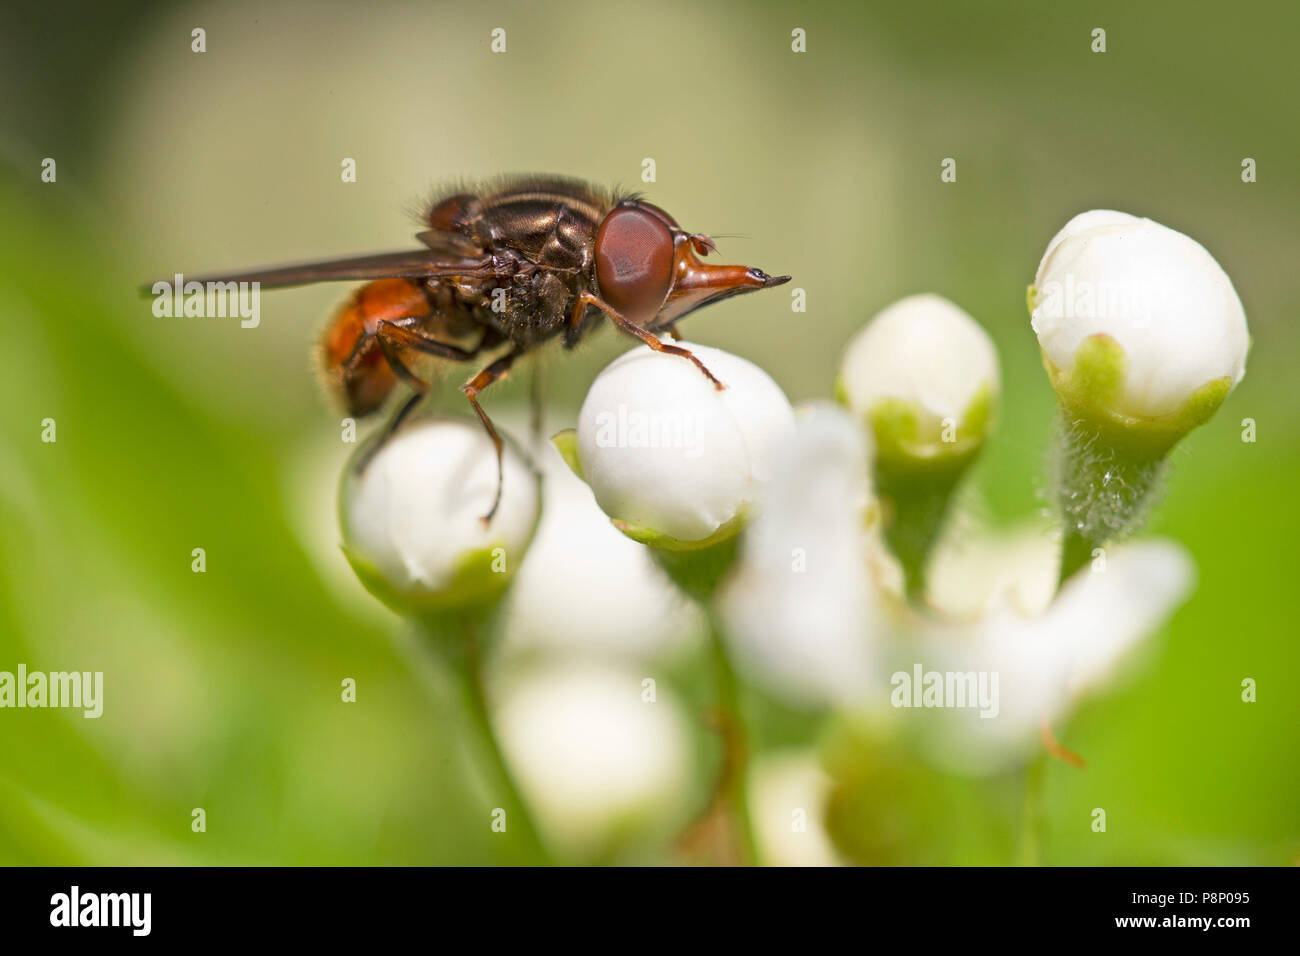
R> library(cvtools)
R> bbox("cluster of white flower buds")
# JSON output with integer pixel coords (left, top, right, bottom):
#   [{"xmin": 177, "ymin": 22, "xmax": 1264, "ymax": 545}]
[{"xmin": 332, "ymin": 207, "xmax": 1248, "ymax": 848}]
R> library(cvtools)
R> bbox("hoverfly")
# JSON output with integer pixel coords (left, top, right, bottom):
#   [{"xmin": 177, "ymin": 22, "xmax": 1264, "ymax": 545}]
[{"xmin": 175, "ymin": 175, "xmax": 790, "ymax": 519}]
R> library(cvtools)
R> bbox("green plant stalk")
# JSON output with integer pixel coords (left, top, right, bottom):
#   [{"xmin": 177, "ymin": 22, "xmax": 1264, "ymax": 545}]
[
  {"xmin": 651, "ymin": 537, "xmax": 760, "ymax": 865},
  {"xmin": 704, "ymin": 611, "xmax": 760, "ymax": 866},
  {"xmin": 1056, "ymin": 528, "xmax": 1095, "ymax": 587},
  {"xmin": 1053, "ymin": 415, "xmax": 1168, "ymax": 588},
  {"xmin": 453, "ymin": 636, "xmax": 550, "ymax": 864},
  {"xmin": 650, "ymin": 532, "xmax": 741, "ymax": 605},
  {"xmin": 876, "ymin": 465, "xmax": 964, "ymax": 602},
  {"xmin": 414, "ymin": 605, "xmax": 551, "ymax": 865},
  {"xmin": 1041, "ymin": 333, "xmax": 1226, "ymax": 590},
  {"xmin": 1015, "ymin": 753, "xmax": 1047, "ymax": 866},
  {"xmin": 853, "ymin": 386, "xmax": 992, "ymax": 603}
]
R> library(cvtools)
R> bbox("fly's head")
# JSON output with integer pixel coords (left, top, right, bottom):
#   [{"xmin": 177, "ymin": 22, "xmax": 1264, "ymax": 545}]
[{"xmin": 593, "ymin": 199, "xmax": 790, "ymax": 331}]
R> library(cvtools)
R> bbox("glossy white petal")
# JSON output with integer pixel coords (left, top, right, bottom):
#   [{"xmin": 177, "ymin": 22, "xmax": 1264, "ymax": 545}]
[
  {"xmin": 911, "ymin": 539, "xmax": 1194, "ymax": 772},
  {"xmin": 719, "ymin": 404, "xmax": 880, "ymax": 707}
]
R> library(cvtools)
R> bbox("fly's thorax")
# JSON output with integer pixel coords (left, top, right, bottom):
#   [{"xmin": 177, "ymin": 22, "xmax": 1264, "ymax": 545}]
[
  {"xmin": 425, "ymin": 178, "xmax": 613, "ymax": 273},
  {"xmin": 471, "ymin": 270, "xmax": 582, "ymax": 348}
]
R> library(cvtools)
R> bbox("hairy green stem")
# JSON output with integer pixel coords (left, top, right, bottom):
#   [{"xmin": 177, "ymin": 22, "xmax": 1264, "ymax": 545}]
[{"xmin": 1053, "ymin": 415, "xmax": 1168, "ymax": 589}]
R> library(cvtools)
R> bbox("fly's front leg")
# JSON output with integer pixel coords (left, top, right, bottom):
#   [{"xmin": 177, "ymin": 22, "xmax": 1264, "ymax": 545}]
[
  {"xmin": 563, "ymin": 287, "xmax": 592, "ymax": 349},
  {"xmin": 355, "ymin": 319, "xmax": 483, "ymax": 474},
  {"xmin": 573, "ymin": 291, "xmax": 724, "ymax": 389},
  {"xmin": 462, "ymin": 347, "xmax": 522, "ymax": 524}
]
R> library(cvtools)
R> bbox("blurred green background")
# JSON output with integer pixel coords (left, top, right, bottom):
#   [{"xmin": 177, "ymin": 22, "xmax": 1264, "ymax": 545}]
[{"xmin": 0, "ymin": 0, "xmax": 1296, "ymax": 864}]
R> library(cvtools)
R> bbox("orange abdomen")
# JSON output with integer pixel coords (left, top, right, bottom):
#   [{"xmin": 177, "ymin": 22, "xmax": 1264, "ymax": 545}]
[{"xmin": 320, "ymin": 278, "xmax": 431, "ymax": 416}]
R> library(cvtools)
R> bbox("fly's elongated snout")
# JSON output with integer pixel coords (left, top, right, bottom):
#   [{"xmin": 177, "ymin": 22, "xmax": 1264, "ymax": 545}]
[{"xmin": 655, "ymin": 241, "xmax": 791, "ymax": 327}]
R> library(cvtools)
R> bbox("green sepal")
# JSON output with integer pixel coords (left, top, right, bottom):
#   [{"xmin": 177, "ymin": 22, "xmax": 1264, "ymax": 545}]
[
  {"xmin": 647, "ymin": 531, "xmax": 744, "ymax": 604},
  {"xmin": 858, "ymin": 387, "xmax": 995, "ymax": 602},
  {"xmin": 865, "ymin": 383, "xmax": 996, "ymax": 478},
  {"xmin": 1043, "ymin": 333, "xmax": 1232, "ymax": 454},
  {"xmin": 550, "ymin": 428, "xmax": 584, "ymax": 480},
  {"xmin": 610, "ymin": 508, "xmax": 748, "ymax": 552},
  {"xmin": 340, "ymin": 542, "xmax": 516, "ymax": 616}
]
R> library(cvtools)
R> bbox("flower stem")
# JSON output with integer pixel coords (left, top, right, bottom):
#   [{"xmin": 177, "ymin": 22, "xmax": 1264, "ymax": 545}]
[
  {"xmin": 1016, "ymin": 753, "xmax": 1047, "ymax": 866},
  {"xmin": 408, "ymin": 607, "xmax": 550, "ymax": 865},
  {"xmin": 677, "ymin": 618, "xmax": 760, "ymax": 866},
  {"xmin": 1057, "ymin": 527, "xmax": 1094, "ymax": 587},
  {"xmin": 878, "ymin": 470, "xmax": 960, "ymax": 602},
  {"xmin": 650, "ymin": 540, "xmax": 759, "ymax": 865},
  {"xmin": 649, "ymin": 533, "xmax": 742, "ymax": 605},
  {"xmin": 1052, "ymin": 415, "xmax": 1168, "ymax": 589},
  {"xmin": 872, "ymin": 451, "xmax": 975, "ymax": 604},
  {"xmin": 450, "ymin": 634, "xmax": 551, "ymax": 864},
  {"xmin": 706, "ymin": 615, "xmax": 760, "ymax": 866}
]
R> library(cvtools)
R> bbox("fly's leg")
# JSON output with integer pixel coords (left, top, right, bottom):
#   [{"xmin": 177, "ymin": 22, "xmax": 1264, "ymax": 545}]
[
  {"xmin": 376, "ymin": 316, "xmax": 481, "ymax": 383},
  {"xmin": 1040, "ymin": 717, "xmax": 1087, "ymax": 769},
  {"xmin": 572, "ymin": 291, "xmax": 724, "ymax": 389},
  {"xmin": 528, "ymin": 356, "xmax": 546, "ymax": 454},
  {"xmin": 354, "ymin": 319, "xmax": 483, "ymax": 474},
  {"xmin": 461, "ymin": 348, "xmax": 522, "ymax": 524}
]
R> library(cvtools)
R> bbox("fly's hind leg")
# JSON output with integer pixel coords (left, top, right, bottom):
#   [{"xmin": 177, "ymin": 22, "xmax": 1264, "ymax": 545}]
[
  {"xmin": 461, "ymin": 348, "xmax": 522, "ymax": 524},
  {"xmin": 354, "ymin": 318, "xmax": 483, "ymax": 474}
]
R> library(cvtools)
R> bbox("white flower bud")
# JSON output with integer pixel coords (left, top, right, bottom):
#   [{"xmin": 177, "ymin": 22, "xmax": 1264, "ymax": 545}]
[
  {"xmin": 496, "ymin": 663, "xmax": 690, "ymax": 858},
  {"xmin": 1031, "ymin": 210, "xmax": 1248, "ymax": 432},
  {"xmin": 339, "ymin": 418, "xmax": 540, "ymax": 611},
  {"xmin": 838, "ymin": 294, "xmax": 999, "ymax": 465},
  {"xmin": 570, "ymin": 341, "xmax": 795, "ymax": 546}
]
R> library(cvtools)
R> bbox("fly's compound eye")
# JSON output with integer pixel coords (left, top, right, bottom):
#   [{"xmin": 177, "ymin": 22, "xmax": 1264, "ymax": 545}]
[
  {"xmin": 634, "ymin": 201, "xmax": 678, "ymax": 228},
  {"xmin": 594, "ymin": 205, "xmax": 675, "ymax": 322}
]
